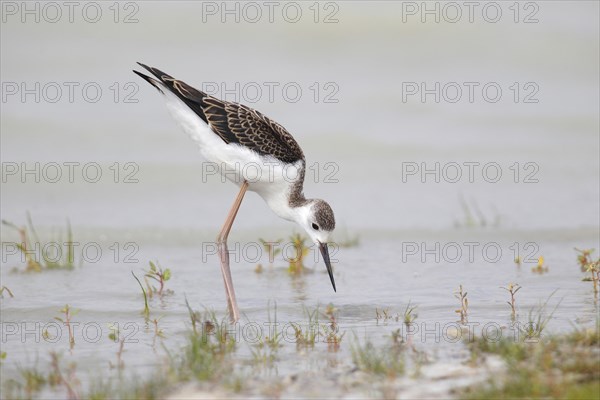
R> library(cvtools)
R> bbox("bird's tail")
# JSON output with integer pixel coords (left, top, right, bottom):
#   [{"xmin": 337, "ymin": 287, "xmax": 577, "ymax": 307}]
[{"xmin": 133, "ymin": 62, "xmax": 210, "ymax": 124}]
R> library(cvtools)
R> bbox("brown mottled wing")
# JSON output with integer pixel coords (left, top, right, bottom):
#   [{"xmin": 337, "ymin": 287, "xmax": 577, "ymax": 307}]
[
  {"xmin": 202, "ymin": 97, "xmax": 304, "ymax": 164},
  {"xmin": 135, "ymin": 62, "xmax": 304, "ymax": 164}
]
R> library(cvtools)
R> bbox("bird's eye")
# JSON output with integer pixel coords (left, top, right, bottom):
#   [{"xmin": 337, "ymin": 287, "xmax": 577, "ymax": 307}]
[{"xmin": 312, "ymin": 223, "xmax": 319, "ymax": 231}]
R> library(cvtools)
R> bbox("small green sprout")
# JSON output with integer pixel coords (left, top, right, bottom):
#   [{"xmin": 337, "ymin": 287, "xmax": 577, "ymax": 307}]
[{"xmin": 145, "ymin": 261, "xmax": 172, "ymax": 297}]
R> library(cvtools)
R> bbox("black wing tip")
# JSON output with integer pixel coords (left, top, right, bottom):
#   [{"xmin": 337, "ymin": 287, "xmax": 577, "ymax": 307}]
[
  {"xmin": 135, "ymin": 62, "xmax": 173, "ymax": 83},
  {"xmin": 133, "ymin": 69, "xmax": 163, "ymax": 93},
  {"xmin": 136, "ymin": 61, "xmax": 151, "ymax": 71}
]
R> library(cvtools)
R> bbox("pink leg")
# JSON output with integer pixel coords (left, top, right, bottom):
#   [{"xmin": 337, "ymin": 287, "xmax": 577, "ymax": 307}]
[{"xmin": 216, "ymin": 181, "xmax": 249, "ymax": 323}]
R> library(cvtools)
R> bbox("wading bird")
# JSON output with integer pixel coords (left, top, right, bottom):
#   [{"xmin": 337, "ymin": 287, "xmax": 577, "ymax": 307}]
[{"xmin": 134, "ymin": 63, "xmax": 336, "ymax": 322}]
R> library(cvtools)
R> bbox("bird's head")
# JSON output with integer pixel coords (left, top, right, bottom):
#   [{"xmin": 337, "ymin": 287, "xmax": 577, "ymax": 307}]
[{"xmin": 295, "ymin": 199, "xmax": 337, "ymax": 291}]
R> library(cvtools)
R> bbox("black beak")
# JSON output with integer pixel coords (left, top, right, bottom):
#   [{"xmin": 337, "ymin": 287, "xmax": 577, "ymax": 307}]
[{"xmin": 319, "ymin": 242, "xmax": 336, "ymax": 292}]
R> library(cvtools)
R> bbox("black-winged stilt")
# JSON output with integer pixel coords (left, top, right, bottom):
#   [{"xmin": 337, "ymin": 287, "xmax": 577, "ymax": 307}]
[{"xmin": 134, "ymin": 63, "xmax": 336, "ymax": 322}]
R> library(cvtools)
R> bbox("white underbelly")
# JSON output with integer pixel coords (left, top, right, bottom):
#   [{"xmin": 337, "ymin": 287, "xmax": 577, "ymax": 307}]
[{"xmin": 163, "ymin": 88, "xmax": 301, "ymax": 221}]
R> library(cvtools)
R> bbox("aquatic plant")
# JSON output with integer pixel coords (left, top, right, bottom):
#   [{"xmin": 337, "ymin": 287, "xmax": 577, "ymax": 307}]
[
  {"xmin": 250, "ymin": 307, "xmax": 283, "ymax": 368},
  {"xmin": 322, "ymin": 303, "xmax": 345, "ymax": 352},
  {"xmin": 250, "ymin": 337, "xmax": 278, "ymax": 369},
  {"xmin": 184, "ymin": 296, "xmax": 202, "ymax": 335},
  {"xmin": 501, "ymin": 283, "xmax": 521, "ymax": 321},
  {"xmin": 454, "ymin": 284, "xmax": 469, "ymax": 325},
  {"xmin": 55, "ymin": 304, "xmax": 79, "ymax": 349},
  {"xmin": 519, "ymin": 290, "xmax": 561, "ymax": 341},
  {"xmin": 375, "ymin": 307, "xmax": 393, "ymax": 323},
  {"xmin": 292, "ymin": 305, "xmax": 320, "ymax": 349},
  {"xmin": 2, "ymin": 213, "xmax": 78, "ymax": 272},
  {"xmin": 131, "ymin": 272, "xmax": 150, "ymax": 318},
  {"xmin": 17, "ymin": 365, "xmax": 46, "ymax": 397},
  {"xmin": 176, "ymin": 308, "xmax": 236, "ymax": 382},
  {"xmin": 531, "ymin": 256, "xmax": 548, "ymax": 274},
  {"xmin": 250, "ymin": 304, "xmax": 282, "ymax": 369},
  {"xmin": 256, "ymin": 234, "xmax": 325, "ymax": 274},
  {"xmin": 400, "ymin": 301, "xmax": 418, "ymax": 347},
  {"xmin": 583, "ymin": 260, "xmax": 600, "ymax": 298},
  {"xmin": 287, "ymin": 233, "xmax": 309, "ymax": 273},
  {"xmin": 454, "ymin": 196, "xmax": 501, "ymax": 228},
  {"xmin": 151, "ymin": 317, "xmax": 166, "ymax": 348},
  {"xmin": 575, "ymin": 247, "xmax": 595, "ymax": 272},
  {"xmin": 351, "ymin": 335, "xmax": 405, "ymax": 376},
  {"xmin": 108, "ymin": 324, "xmax": 125, "ymax": 370},
  {"xmin": 401, "ymin": 301, "xmax": 418, "ymax": 327},
  {"xmin": 514, "ymin": 256, "xmax": 522, "ymax": 267},
  {"xmin": 47, "ymin": 352, "xmax": 80, "ymax": 399},
  {"xmin": 464, "ymin": 327, "xmax": 599, "ymax": 399},
  {"xmin": 144, "ymin": 261, "xmax": 172, "ymax": 297}
]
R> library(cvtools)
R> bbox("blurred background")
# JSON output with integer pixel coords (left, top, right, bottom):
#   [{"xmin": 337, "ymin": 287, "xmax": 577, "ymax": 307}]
[{"xmin": 2, "ymin": 1, "xmax": 598, "ymax": 234}]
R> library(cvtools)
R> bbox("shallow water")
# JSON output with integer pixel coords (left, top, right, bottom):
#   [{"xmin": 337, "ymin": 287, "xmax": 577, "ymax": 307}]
[{"xmin": 1, "ymin": 1, "xmax": 599, "ymax": 397}]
